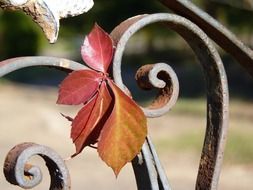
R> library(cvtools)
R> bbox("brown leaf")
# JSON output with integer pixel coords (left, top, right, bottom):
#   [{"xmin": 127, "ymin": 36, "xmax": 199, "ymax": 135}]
[{"xmin": 98, "ymin": 80, "xmax": 147, "ymax": 176}]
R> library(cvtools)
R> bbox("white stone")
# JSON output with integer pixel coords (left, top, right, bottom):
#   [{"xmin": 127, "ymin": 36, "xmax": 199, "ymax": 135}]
[
  {"xmin": 41, "ymin": 0, "xmax": 94, "ymax": 18},
  {"xmin": 0, "ymin": 0, "xmax": 27, "ymax": 6},
  {"xmin": 0, "ymin": 0, "xmax": 94, "ymax": 43}
]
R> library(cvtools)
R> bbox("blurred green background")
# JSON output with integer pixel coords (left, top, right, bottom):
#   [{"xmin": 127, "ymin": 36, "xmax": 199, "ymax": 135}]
[
  {"xmin": 0, "ymin": 0, "xmax": 253, "ymax": 99},
  {"xmin": 0, "ymin": 0, "xmax": 253, "ymax": 100}
]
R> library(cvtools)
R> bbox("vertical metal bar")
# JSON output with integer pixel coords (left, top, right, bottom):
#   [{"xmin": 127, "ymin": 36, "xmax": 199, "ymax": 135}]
[{"xmin": 132, "ymin": 138, "xmax": 172, "ymax": 190}]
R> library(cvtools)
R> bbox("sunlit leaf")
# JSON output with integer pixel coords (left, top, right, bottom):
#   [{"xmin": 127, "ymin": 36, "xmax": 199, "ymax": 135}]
[
  {"xmin": 58, "ymin": 24, "xmax": 148, "ymax": 176},
  {"xmin": 98, "ymin": 80, "xmax": 147, "ymax": 176},
  {"xmin": 57, "ymin": 70, "xmax": 102, "ymax": 105},
  {"xmin": 81, "ymin": 24, "xmax": 114, "ymax": 72}
]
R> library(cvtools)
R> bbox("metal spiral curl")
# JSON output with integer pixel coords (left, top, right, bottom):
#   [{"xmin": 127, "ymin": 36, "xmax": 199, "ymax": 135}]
[
  {"xmin": 135, "ymin": 63, "xmax": 179, "ymax": 117},
  {"xmin": 111, "ymin": 22, "xmax": 179, "ymax": 118},
  {"xmin": 0, "ymin": 12, "xmax": 230, "ymax": 190},
  {"xmin": 111, "ymin": 13, "xmax": 229, "ymax": 190},
  {"xmin": 0, "ymin": 57, "xmax": 87, "ymax": 189},
  {"xmin": 3, "ymin": 143, "xmax": 71, "ymax": 189}
]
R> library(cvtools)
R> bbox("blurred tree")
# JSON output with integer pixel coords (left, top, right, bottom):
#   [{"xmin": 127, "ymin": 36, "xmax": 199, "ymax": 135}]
[
  {"xmin": 208, "ymin": 0, "xmax": 253, "ymax": 11},
  {"xmin": 0, "ymin": 0, "xmax": 253, "ymax": 98},
  {"xmin": 61, "ymin": 0, "xmax": 165, "ymax": 33},
  {"xmin": 203, "ymin": 0, "xmax": 253, "ymax": 37},
  {"xmin": 0, "ymin": 10, "xmax": 43, "ymax": 60}
]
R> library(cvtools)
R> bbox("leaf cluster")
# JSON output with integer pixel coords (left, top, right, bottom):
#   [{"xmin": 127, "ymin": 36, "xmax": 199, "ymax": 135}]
[{"xmin": 57, "ymin": 24, "xmax": 147, "ymax": 175}]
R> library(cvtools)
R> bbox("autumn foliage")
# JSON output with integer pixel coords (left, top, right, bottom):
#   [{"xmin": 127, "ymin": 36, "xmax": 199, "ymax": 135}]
[{"xmin": 57, "ymin": 24, "xmax": 147, "ymax": 175}]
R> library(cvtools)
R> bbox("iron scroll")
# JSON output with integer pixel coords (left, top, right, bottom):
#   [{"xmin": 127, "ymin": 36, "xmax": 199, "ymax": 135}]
[
  {"xmin": 4, "ymin": 0, "xmax": 253, "ymax": 186},
  {"xmin": 111, "ymin": 13, "xmax": 229, "ymax": 190},
  {"xmin": 0, "ymin": 13, "xmax": 229, "ymax": 189}
]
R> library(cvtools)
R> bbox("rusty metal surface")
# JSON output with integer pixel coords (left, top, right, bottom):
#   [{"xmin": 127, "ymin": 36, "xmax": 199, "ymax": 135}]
[
  {"xmin": 0, "ymin": 56, "xmax": 87, "ymax": 77},
  {"xmin": 1, "ymin": 1, "xmax": 248, "ymax": 189},
  {"xmin": 4, "ymin": 143, "xmax": 71, "ymax": 189},
  {"xmin": 111, "ymin": 13, "xmax": 229, "ymax": 190},
  {"xmin": 0, "ymin": 57, "xmax": 88, "ymax": 189},
  {"xmin": 159, "ymin": 0, "xmax": 253, "ymax": 77},
  {"xmin": 132, "ymin": 136, "xmax": 172, "ymax": 190},
  {"xmin": 0, "ymin": 0, "xmax": 94, "ymax": 43},
  {"xmin": 135, "ymin": 63, "xmax": 179, "ymax": 118}
]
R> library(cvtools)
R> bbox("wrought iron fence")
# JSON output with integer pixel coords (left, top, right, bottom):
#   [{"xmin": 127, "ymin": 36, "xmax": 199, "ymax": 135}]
[{"xmin": 1, "ymin": 0, "xmax": 253, "ymax": 189}]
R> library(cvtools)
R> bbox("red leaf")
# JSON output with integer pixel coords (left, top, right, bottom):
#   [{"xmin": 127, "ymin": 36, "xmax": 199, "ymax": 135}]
[
  {"xmin": 71, "ymin": 81, "xmax": 113, "ymax": 155},
  {"xmin": 70, "ymin": 94, "xmax": 97, "ymax": 142},
  {"xmin": 57, "ymin": 70, "xmax": 102, "ymax": 105},
  {"xmin": 98, "ymin": 80, "xmax": 147, "ymax": 176},
  {"xmin": 58, "ymin": 24, "xmax": 148, "ymax": 176},
  {"xmin": 81, "ymin": 24, "xmax": 114, "ymax": 73}
]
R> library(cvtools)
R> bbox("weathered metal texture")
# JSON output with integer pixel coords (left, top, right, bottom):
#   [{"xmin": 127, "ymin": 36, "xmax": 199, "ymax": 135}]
[
  {"xmin": 132, "ymin": 137, "xmax": 172, "ymax": 190},
  {"xmin": 0, "ymin": 57, "xmax": 88, "ymax": 189},
  {"xmin": 111, "ymin": 13, "xmax": 229, "ymax": 190},
  {"xmin": 0, "ymin": 0, "xmax": 94, "ymax": 43},
  {"xmin": 0, "ymin": 56, "xmax": 172, "ymax": 190},
  {"xmin": 135, "ymin": 63, "xmax": 179, "ymax": 118},
  {"xmin": 0, "ymin": 56, "xmax": 172, "ymax": 189},
  {"xmin": 159, "ymin": 0, "xmax": 253, "ymax": 77},
  {"xmin": 3, "ymin": 142, "xmax": 71, "ymax": 189},
  {"xmin": 0, "ymin": 56, "xmax": 87, "ymax": 77},
  {"xmin": 0, "ymin": 3, "xmax": 235, "ymax": 189}
]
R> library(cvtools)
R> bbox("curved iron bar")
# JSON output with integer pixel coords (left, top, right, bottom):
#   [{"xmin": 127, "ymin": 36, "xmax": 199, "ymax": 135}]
[
  {"xmin": 0, "ymin": 56, "xmax": 87, "ymax": 77},
  {"xmin": 135, "ymin": 63, "xmax": 179, "ymax": 118},
  {"xmin": 0, "ymin": 11, "xmax": 232, "ymax": 190},
  {"xmin": 4, "ymin": 142, "xmax": 71, "ymax": 190},
  {"xmin": 0, "ymin": 57, "xmax": 88, "ymax": 189},
  {"xmin": 0, "ymin": 56, "xmax": 171, "ymax": 190},
  {"xmin": 111, "ymin": 13, "xmax": 229, "ymax": 190},
  {"xmin": 159, "ymin": 0, "xmax": 253, "ymax": 77}
]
